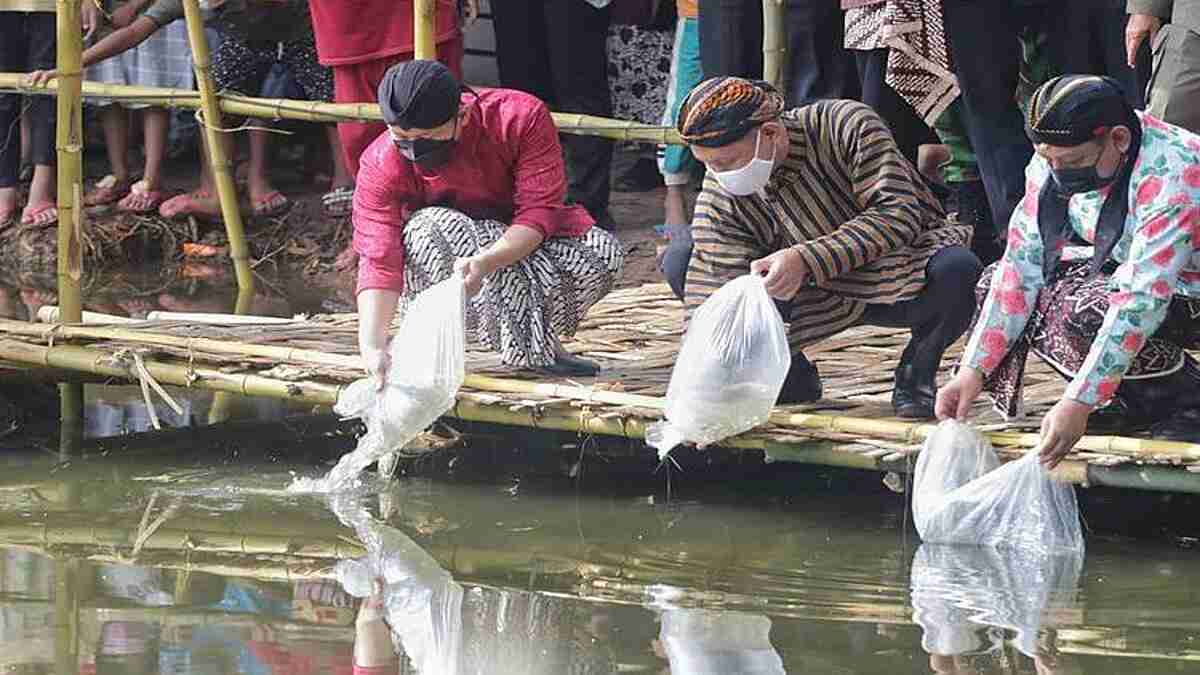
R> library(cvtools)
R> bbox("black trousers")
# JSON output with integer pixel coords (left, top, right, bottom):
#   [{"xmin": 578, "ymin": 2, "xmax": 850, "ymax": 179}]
[
  {"xmin": 699, "ymin": 0, "xmax": 858, "ymax": 103},
  {"xmin": 0, "ymin": 12, "xmax": 56, "ymax": 188},
  {"xmin": 491, "ymin": 0, "xmax": 614, "ymax": 226},
  {"xmin": 860, "ymin": 246, "xmax": 982, "ymax": 373},
  {"xmin": 856, "ymin": 48, "xmax": 939, "ymax": 169},
  {"xmin": 1050, "ymin": 0, "xmax": 1150, "ymax": 109},
  {"xmin": 942, "ymin": 1, "xmax": 1039, "ymax": 238}
]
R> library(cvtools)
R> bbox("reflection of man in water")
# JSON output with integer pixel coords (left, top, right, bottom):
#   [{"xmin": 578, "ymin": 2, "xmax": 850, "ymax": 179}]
[{"xmin": 333, "ymin": 493, "xmax": 616, "ymax": 674}]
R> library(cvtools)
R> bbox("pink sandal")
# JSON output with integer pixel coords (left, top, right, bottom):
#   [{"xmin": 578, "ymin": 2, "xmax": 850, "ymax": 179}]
[
  {"xmin": 117, "ymin": 180, "xmax": 166, "ymax": 214},
  {"xmin": 20, "ymin": 202, "xmax": 57, "ymax": 227},
  {"xmin": 159, "ymin": 190, "xmax": 221, "ymax": 220}
]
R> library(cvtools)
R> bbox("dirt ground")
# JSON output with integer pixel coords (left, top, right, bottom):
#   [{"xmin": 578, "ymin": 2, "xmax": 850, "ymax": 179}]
[{"xmin": 2, "ymin": 132, "xmax": 672, "ymax": 293}]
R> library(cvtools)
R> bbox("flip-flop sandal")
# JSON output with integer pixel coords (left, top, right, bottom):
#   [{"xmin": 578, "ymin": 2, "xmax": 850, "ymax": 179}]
[
  {"xmin": 116, "ymin": 180, "xmax": 166, "ymax": 214},
  {"xmin": 84, "ymin": 174, "xmax": 133, "ymax": 207},
  {"xmin": 321, "ymin": 185, "xmax": 354, "ymax": 217},
  {"xmin": 0, "ymin": 212, "xmax": 16, "ymax": 231},
  {"xmin": 251, "ymin": 191, "xmax": 291, "ymax": 218},
  {"xmin": 20, "ymin": 202, "xmax": 57, "ymax": 227},
  {"xmin": 159, "ymin": 190, "xmax": 221, "ymax": 220}
]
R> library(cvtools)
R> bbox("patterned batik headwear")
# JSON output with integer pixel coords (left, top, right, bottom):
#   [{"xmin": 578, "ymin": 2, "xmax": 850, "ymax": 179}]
[
  {"xmin": 1025, "ymin": 75, "xmax": 1142, "ymax": 279},
  {"xmin": 677, "ymin": 77, "xmax": 786, "ymax": 148}
]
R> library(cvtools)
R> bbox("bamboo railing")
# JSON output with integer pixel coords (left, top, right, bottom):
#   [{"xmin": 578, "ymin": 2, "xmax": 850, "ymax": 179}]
[{"xmin": 0, "ymin": 75, "xmax": 685, "ymax": 144}]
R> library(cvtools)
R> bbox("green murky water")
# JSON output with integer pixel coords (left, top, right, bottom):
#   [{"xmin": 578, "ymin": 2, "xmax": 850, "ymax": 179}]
[
  {"xmin": 1, "ymin": 269, "xmax": 1199, "ymax": 673},
  {"xmin": 0, "ymin": 417, "xmax": 1198, "ymax": 675}
]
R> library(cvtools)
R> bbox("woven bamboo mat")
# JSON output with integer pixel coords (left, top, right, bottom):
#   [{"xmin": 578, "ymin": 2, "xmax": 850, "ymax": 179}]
[{"xmin": 2, "ymin": 282, "xmax": 1181, "ymax": 472}]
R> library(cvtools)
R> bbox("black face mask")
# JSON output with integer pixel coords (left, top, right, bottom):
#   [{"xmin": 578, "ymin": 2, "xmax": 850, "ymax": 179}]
[
  {"xmin": 1050, "ymin": 144, "xmax": 1122, "ymax": 195},
  {"xmin": 393, "ymin": 117, "xmax": 458, "ymax": 170}
]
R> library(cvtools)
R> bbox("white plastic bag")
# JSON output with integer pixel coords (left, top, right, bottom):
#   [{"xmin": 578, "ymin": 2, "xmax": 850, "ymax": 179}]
[
  {"xmin": 301, "ymin": 275, "xmax": 467, "ymax": 491},
  {"xmin": 912, "ymin": 420, "xmax": 1084, "ymax": 556},
  {"xmin": 646, "ymin": 275, "xmax": 791, "ymax": 459}
]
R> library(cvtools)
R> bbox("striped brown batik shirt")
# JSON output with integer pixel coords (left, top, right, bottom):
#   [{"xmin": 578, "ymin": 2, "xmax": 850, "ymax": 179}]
[{"xmin": 685, "ymin": 99, "xmax": 972, "ymax": 352}]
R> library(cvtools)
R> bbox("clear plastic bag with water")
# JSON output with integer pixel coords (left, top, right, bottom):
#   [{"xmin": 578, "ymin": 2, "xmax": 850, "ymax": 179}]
[
  {"xmin": 912, "ymin": 420, "xmax": 1084, "ymax": 556},
  {"xmin": 646, "ymin": 275, "xmax": 791, "ymax": 460},
  {"xmin": 300, "ymin": 275, "xmax": 467, "ymax": 491}
]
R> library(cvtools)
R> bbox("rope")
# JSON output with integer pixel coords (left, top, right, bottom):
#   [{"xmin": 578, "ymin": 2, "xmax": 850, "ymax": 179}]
[
  {"xmin": 129, "ymin": 491, "xmax": 182, "ymax": 559},
  {"xmin": 192, "ymin": 107, "xmax": 291, "ymax": 136},
  {"xmin": 109, "ymin": 349, "xmax": 185, "ymax": 430}
]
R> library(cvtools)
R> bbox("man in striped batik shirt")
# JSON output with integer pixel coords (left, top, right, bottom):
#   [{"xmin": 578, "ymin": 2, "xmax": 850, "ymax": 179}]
[{"xmin": 667, "ymin": 76, "xmax": 979, "ymax": 419}]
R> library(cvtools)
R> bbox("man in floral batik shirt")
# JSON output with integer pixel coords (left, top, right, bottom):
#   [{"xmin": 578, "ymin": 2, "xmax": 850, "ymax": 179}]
[{"xmin": 938, "ymin": 75, "xmax": 1200, "ymax": 468}]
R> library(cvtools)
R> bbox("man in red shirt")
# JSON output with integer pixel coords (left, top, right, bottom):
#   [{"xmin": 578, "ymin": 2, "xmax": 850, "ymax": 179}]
[
  {"xmin": 308, "ymin": 0, "xmax": 467, "ymax": 179},
  {"xmin": 353, "ymin": 61, "xmax": 624, "ymax": 380}
]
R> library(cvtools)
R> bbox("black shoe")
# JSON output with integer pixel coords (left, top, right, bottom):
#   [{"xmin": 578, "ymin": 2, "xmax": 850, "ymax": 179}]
[
  {"xmin": 777, "ymin": 354, "xmax": 822, "ymax": 404},
  {"xmin": 892, "ymin": 362, "xmax": 936, "ymax": 419},
  {"xmin": 537, "ymin": 352, "xmax": 601, "ymax": 377},
  {"xmin": 1104, "ymin": 356, "xmax": 1200, "ymax": 439},
  {"xmin": 1151, "ymin": 409, "xmax": 1200, "ymax": 443}
]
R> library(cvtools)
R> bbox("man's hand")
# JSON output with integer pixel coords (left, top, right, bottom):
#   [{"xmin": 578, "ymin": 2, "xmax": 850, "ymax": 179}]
[
  {"xmin": 750, "ymin": 247, "xmax": 807, "ymax": 300},
  {"xmin": 25, "ymin": 70, "xmax": 59, "ymax": 87},
  {"xmin": 1126, "ymin": 13, "xmax": 1163, "ymax": 68},
  {"xmin": 935, "ymin": 368, "xmax": 985, "ymax": 421},
  {"xmin": 82, "ymin": 0, "xmax": 102, "ymax": 40},
  {"xmin": 1036, "ymin": 398, "xmax": 1092, "ymax": 470},
  {"xmin": 455, "ymin": 254, "xmax": 497, "ymax": 297}
]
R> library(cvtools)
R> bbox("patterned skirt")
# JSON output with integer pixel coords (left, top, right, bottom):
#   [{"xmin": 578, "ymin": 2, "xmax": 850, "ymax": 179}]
[
  {"xmin": 86, "ymin": 19, "xmax": 193, "ymax": 109},
  {"xmin": 974, "ymin": 259, "xmax": 1200, "ymax": 418},
  {"xmin": 402, "ymin": 208, "xmax": 625, "ymax": 369}
]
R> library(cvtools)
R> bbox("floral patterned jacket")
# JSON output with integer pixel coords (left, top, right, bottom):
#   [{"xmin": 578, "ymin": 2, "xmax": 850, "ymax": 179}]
[{"xmin": 961, "ymin": 112, "xmax": 1200, "ymax": 408}]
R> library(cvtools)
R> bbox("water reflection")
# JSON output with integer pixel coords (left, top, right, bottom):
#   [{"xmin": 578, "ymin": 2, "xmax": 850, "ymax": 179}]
[
  {"xmin": 910, "ymin": 544, "xmax": 1084, "ymax": 674},
  {"xmin": 0, "ymin": 457, "xmax": 1196, "ymax": 674}
]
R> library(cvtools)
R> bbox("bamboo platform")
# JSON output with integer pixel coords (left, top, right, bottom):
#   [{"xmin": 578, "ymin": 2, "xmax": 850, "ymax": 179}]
[{"xmin": 3, "ymin": 282, "xmax": 1200, "ymax": 493}]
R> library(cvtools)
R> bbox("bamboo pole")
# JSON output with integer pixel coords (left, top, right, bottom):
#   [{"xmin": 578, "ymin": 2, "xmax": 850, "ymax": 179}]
[
  {"xmin": 414, "ymin": 0, "xmax": 437, "ymax": 61},
  {"xmin": 761, "ymin": 0, "xmax": 787, "ymax": 92},
  {"xmin": 0, "ymin": 75, "xmax": 685, "ymax": 144},
  {"xmin": 179, "ymin": 0, "xmax": 254, "ymax": 298},
  {"xmin": 0, "ymin": 338, "xmax": 342, "ymax": 403},
  {"xmin": 55, "ymin": 0, "xmax": 86, "ymax": 461},
  {"xmin": 54, "ymin": 0, "xmax": 84, "ymax": 325},
  {"xmin": 0, "ymin": 522, "xmax": 364, "ymax": 559}
]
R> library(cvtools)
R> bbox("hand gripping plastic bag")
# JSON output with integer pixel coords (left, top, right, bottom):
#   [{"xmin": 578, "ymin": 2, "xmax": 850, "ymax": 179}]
[
  {"xmin": 646, "ymin": 275, "xmax": 791, "ymax": 459},
  {"xmin": 299, "ymin": 275, "xmax": 467, "ymax": 491},
  {"xmin": 912, "ymin": 420, "xmax": 1084, "ymax": 556}
]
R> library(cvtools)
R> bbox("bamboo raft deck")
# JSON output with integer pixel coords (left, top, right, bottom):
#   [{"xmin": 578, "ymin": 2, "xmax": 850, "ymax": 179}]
[{"xmin": 3, "ymin": 282, "xmax": 1200, "ymax": 492}]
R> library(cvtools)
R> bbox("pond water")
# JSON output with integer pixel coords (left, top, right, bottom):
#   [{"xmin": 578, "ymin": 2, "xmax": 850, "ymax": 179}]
[
  {"xmin": 0, "ymin": 429, "xmax": 1198, "ymax": 675},
  {"xmin": 1, "ymin": 267, "xmax": 1199, "ymax": 673}
]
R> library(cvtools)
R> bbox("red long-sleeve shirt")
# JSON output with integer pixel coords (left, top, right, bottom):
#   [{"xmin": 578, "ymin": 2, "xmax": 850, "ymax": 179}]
[
  {"xmin": 352, "ymin": 88, "xmax": 595, "ymax": 294},
  {"xmin": 307, "ymin": 0, "xmax": 460, "ymax": 66}
]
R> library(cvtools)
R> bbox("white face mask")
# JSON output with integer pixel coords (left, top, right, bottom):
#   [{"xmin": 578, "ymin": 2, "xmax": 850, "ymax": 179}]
[{"xmin": 712, "ymin": 128, "xmax": 777, "ymax": 196}]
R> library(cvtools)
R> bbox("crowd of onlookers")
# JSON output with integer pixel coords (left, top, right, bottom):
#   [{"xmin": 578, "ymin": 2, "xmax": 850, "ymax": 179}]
[{"xmin": 0, "ymin": 0, "xmax": 1194, "ymax": 268}]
